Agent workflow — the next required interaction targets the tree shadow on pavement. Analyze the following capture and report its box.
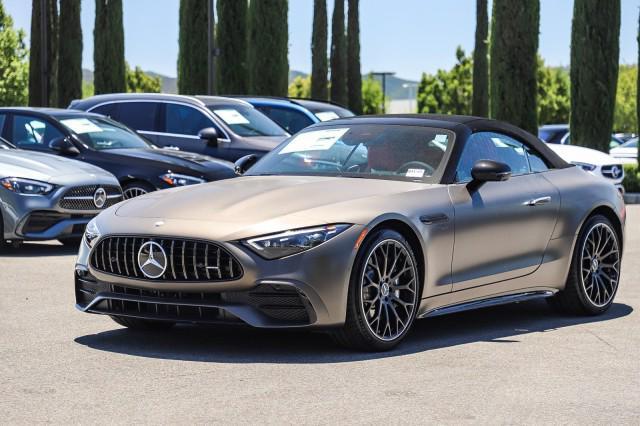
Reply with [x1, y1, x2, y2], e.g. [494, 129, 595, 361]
[74, 299, 633, 363]
[0, 241, 79, 257]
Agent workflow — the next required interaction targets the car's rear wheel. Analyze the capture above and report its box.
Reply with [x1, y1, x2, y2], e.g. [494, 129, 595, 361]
[122, 181, 155, 199]
[110, 315, 175, 331]
[332, 229, 419, 351]
[549, 214, 621, 315]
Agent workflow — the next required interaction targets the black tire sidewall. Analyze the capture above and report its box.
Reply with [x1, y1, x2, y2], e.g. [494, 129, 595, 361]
[347, 228, 420, 350]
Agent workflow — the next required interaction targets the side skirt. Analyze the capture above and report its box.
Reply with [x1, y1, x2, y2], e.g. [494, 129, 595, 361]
[418, 290, 556, 319]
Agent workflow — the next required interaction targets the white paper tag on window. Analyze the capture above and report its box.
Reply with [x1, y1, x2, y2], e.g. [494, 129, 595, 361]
[406, 168, 425, 178]
[434, 134, 448, 143]
[315, 111, 340, 122]
[61, 118, 103, 134]
[280, 128, 349, 154]
[215, 109, 250, 125]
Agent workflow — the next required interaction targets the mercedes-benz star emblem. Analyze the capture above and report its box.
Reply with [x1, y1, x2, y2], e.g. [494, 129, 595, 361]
[611, 166, 621, 179]
[93, 187, 107, 209]
[137, 241, 167, 279]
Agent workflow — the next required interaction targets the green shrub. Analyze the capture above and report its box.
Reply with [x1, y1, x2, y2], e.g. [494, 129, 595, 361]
[623, 164, 640, 193]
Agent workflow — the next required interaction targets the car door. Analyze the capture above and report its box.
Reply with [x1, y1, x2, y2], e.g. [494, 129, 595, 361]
[161, 102, 228, 155]
[448, 131, 560, 290]
[8, 114, 65, 153]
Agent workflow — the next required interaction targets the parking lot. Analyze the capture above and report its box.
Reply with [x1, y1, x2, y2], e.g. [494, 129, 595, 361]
[0, 206, 637, 424]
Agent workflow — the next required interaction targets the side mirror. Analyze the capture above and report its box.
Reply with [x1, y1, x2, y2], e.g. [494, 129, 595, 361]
[49, 137, 80, 156]
[470, 160, 511, 183]
[234, 154, 258, 175]
[198, 127, 218, 147]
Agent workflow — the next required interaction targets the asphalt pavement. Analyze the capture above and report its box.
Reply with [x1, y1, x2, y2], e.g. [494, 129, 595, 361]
[1, 207, 639, 424]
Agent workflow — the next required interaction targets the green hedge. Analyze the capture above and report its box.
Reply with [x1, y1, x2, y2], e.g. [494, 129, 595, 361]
[623, 164, 640, 193]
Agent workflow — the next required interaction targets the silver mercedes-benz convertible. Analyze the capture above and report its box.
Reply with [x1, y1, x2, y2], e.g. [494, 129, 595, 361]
[75, 115, 625, 351]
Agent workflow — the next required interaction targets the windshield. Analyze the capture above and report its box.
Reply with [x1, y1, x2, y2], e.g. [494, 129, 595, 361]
[246, 124, 452, 182]
[621, 138, 637, 148]
[314, 108, 355, 122]
[209, 105, 288, 137]
[60, 117, 152, 150]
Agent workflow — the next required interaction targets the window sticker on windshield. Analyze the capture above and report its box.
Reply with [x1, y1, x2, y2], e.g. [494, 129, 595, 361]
[434, 134, 448, 143]
[280, 128, 349, 154]
[215, 109, 250, 125]
[61, 118, 103, 134]
[406, 168, 425, 178]
[315, 111, 340, 122]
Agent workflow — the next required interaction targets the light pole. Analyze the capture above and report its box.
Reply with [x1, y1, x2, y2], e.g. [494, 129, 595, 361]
[402, 83, 418, 113]
[207, 0, 217, 95]
[371, 71, 395, 114]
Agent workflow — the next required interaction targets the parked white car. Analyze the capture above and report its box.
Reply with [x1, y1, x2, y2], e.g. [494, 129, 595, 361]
[547, 144, 624, 193]
[609, 138, 638, 165]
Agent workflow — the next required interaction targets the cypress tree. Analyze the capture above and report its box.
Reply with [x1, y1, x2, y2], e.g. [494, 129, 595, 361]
[177, 0, 208, 95]
[311, 0, 328, 100]
[472, 0, 488, 117]
[570, 0, 620, 152]
[28, 0, 58, 106]
[346, 0, 362, 113]
[57, 0, 82, 107]
[330, 0, 346, 105]
[94, 0, 125, 94]
[637, 8, 639, 166]
[217, 0, 248, 94]
[490, 0, 539, 134]
[248, 0, 289, 96]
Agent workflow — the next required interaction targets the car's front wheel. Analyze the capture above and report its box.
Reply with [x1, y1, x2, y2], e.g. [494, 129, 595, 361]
[110, 316, 175, 331]
[122, 181, 155, 199]
[332, 229, 420, 351]
[549, 214, 621, 315]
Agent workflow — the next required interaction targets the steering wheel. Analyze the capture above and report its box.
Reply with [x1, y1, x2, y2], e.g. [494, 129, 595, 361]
[396, 161, 435, 176]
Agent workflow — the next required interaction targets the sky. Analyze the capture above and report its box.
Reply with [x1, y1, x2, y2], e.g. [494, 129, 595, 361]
[4, 0, 640, 81]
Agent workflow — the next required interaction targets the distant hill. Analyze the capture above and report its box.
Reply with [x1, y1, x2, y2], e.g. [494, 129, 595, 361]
[82, 69, 417, 100]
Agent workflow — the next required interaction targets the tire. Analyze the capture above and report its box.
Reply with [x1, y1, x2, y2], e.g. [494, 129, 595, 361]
[110, 315, 175, 331]
[332, 229, 420, 351]
[122, 181, 155, 200]
[58, 237, 83, 247]
[549, 214, 621, 315]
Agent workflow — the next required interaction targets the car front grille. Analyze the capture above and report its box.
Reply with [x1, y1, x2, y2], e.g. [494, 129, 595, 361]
[59, 185, 122, 210]
[90, 236, 243, 282]
[601, 164, 624, 180]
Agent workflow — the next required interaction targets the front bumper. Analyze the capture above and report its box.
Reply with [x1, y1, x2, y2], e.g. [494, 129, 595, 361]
[75, 225, 364, 328]
[1, 184, 121, 241]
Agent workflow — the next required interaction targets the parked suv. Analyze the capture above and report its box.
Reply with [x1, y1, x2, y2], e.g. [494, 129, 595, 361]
[234, 96, 355, 134]
[0, 136, 122, 248]
[69, 94, 289, 161]
[0, 108, 235, 199]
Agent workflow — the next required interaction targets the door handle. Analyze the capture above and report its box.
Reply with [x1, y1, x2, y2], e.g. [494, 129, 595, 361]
[523, 196, 551, 206]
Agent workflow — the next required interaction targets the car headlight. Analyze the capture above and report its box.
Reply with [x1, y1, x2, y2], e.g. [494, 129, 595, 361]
[571, 162, 597, 172]
[244, 224, 351, 259]
[0, 177, 54, 195]
[84, 218, 101, 248]
[160, 173, 205, 186]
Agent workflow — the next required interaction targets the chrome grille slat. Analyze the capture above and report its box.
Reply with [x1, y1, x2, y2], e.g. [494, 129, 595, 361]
[90, 236, 243, 282]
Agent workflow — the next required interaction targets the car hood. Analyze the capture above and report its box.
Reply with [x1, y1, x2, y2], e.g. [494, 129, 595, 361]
[0, 149, 117, 184]
[110, 175, 431, 240]
[547, 144, 620, 166]
[106, 148, 234, 172]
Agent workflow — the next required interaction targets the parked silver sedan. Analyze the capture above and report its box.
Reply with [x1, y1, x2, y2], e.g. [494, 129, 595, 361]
[0, 138, 122, 249]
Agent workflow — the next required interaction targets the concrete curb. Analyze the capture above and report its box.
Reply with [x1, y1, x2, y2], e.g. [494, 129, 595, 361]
[624, 193, 640, 204]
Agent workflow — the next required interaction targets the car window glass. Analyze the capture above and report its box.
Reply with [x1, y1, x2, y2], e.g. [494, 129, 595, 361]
[257, 106, 313, 134]
[525, 145, 550, 172]
[60, 117, 152, 150]
[90, 103, 117, 118]
[11, 115, 63, 149]
[112, 102, 158, 131]
[456, 132, 530, 182]
[165, 104, 214, 136]
[0, 114, 6, 134]
[209, 105, 289, 137]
